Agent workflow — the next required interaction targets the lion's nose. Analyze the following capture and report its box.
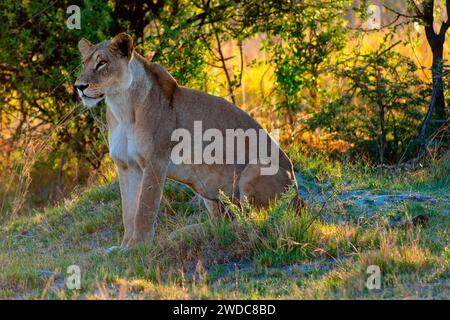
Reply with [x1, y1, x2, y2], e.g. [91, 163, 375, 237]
[75, 83, 89, 92]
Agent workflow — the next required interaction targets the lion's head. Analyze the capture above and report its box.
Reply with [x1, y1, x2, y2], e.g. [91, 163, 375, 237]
[75, 33, 134, 108]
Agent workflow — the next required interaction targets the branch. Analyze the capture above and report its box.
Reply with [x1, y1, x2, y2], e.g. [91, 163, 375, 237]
[350, 6, 417, 32]
[213, 27, 236, 104]
[439, 0, 450, 37]
[185, 1, 236, 27]
[408, 0, 424, 18]
[383, 5, 418, 19]
[376, 40, 402, 57]
[417, 68, 443, 158]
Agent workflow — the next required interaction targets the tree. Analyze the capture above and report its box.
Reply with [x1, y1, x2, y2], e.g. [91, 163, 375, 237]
[0, 0, 113, 192]
[0, 0, 249, 200]
[410, 0, 448, 120]
[384, 0, 448, 120]
[258, 0, 353, 123]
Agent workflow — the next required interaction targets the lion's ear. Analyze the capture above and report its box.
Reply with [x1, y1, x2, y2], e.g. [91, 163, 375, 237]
[108, 33, 133, 60]
[78, 38, 93, 56]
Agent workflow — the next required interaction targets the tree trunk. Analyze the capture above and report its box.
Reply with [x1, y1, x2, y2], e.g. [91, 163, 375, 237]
[418, 76, 438, 158]
[111, 0, 165, 41]
[431, 47, 447, 120]
[423, 0, 447, 120]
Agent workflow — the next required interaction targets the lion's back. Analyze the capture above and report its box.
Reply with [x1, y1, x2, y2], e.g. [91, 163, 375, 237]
[173, 86, 262, 132]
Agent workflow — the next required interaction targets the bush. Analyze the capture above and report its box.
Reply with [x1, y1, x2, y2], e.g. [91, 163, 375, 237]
[308, 41, 427, 164]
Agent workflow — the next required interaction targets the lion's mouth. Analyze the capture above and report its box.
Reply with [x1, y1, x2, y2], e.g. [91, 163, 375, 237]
[82, 93, 104, 99]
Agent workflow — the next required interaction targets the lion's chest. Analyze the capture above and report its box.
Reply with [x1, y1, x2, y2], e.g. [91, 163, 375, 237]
[109, 124, 142, 169]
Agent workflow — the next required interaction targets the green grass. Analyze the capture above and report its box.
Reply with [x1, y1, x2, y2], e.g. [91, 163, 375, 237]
[289, 149, 450, 194]
[0, 153, 448, 299]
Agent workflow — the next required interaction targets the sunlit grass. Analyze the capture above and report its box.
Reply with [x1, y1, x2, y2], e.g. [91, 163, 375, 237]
[0, 150, 448, 299]
[0, 156, 448, 299]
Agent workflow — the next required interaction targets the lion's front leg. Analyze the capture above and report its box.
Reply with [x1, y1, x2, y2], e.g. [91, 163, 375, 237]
[125, 159, 168, 248]
[119, 165, 142, 247]
[106, 164, 143, 254]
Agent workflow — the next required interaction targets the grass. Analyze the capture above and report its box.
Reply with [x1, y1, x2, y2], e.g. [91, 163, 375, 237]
[0, 152, 448, 299]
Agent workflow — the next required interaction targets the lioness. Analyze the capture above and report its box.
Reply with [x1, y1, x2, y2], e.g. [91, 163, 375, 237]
[75, 33, 303, 251]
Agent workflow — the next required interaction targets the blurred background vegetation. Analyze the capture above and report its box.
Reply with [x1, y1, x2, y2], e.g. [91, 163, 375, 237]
[0, 0, 448, 216]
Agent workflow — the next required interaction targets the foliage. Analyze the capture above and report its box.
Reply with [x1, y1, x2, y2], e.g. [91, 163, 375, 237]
[0, 0, 448, 300]
[308, 38, 428, 163]
[262, 0, 351, 115]
[0, 0, 446, 206]
[0, 0, 112, 200]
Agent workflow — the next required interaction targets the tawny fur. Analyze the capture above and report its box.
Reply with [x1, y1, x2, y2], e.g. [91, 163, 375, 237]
[75, 33, 303, 250]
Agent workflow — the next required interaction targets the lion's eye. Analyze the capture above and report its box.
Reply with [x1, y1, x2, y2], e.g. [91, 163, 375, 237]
[95, 60, 107, 70]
